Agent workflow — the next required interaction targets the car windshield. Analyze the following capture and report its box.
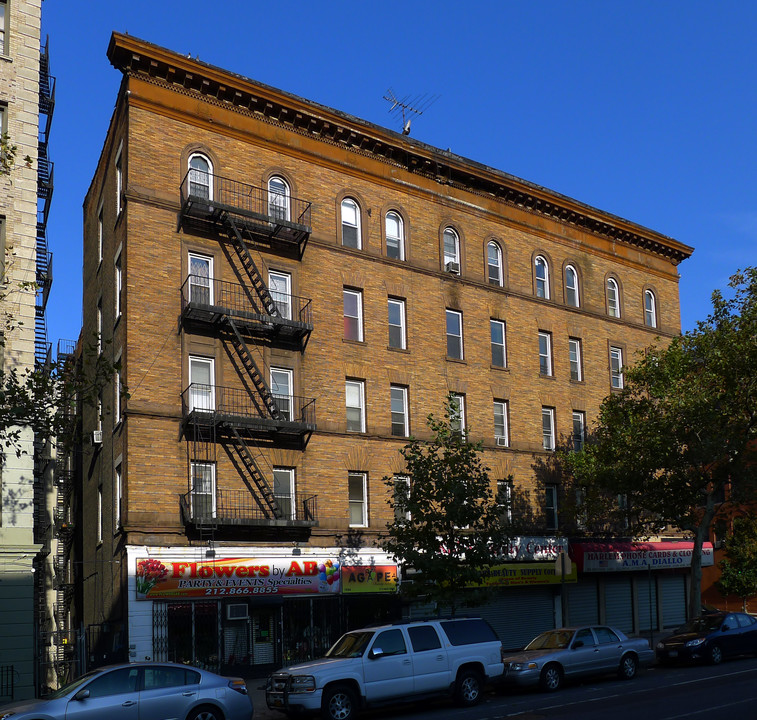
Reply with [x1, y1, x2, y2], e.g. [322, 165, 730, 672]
[525, 630, 574, 651]
[676, 615, 724, 634]
[44, 670, 101, 699]
[326, 631, 375, 658]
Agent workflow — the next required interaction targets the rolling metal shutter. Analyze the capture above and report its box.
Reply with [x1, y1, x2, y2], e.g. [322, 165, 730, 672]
[659, 574, 687, 629]
[636, 574, 659, 631]
[567, 579, 599, 626]
[604, 576, 633, 633]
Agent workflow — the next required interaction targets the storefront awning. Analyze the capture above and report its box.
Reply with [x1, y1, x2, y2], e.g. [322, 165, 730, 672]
[570, 540, 714, 573]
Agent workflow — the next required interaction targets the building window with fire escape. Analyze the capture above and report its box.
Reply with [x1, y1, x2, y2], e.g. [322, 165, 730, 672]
[268, 176, 290, 222]
[191, 461, 216, 519]
[270, 367, 293, 421]
[188, 253, 213, 305]
[189, 356, 215, 412]
[188, 153, 212, 200]
[273, 467, 295, 520]
[269, 271, 292, 320]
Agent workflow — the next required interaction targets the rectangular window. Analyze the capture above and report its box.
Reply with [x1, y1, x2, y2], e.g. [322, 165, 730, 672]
[345, 379, 365, 432]
[446, 309, 463, 360]
[497, 479, 513, 523]
[572, 411, 586, 452]
[490, 319, 506, 367]
[545, 485, 558, 530]
[114, 251, 123, 319]
[97, 199, 104, 265]
[270, 367, 293, 421]
[348, 472, 367, 527]
[97, 390, 103, 433]
[344, 288, 363, 341]
[189, 356, 215, 412]
[269, 271, 292, 320]
[610, 346, 624, 389]
[114, 462, 123, 529]
[393, 475, 410, 521]
[450, 393, 466, 439]
[542, 406, 555, 451]
[189, 253, 213, 306]
[0, 2, 6, 55]
[115, 142, 123, 216]
[388, 298, 406, 349]
[96, 298, 102, 355]
[494, 400, 509, 446]
[390, 385, 409, 437]
[568, 337, 582, 382]
[114, 365, 122, 426]
[538, 331, 552, 376]
[97, 485, 103, 544]
[191, 461, 216, 519]
[273, 467, 295, 520]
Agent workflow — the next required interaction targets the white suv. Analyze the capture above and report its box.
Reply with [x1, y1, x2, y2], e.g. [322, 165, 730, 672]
[266, 617, 504, 720]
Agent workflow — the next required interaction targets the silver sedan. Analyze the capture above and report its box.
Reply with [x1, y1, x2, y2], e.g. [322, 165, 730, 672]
[501, 626, 655, 692]
[0, 662, 253, 720]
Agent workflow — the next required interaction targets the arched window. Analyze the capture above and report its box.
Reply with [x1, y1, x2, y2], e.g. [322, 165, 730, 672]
[341, 197, 361, 249]
[534, 255, 549, 299]
[644, 289, 657, 328]
[607, 277, 620, 318]
[565, 265, 579, 307]
[268, 176, 290, 221]
[443, 227, 460, 268]
[188, 153, 212, 200]
[487, 241, 503, 286]
[385, 211, 404, 260]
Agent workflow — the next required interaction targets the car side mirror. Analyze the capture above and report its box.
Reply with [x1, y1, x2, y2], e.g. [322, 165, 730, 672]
[369, 647, 384, 659]
[572, 640, 584, 649]
[74, 689, 91, 701]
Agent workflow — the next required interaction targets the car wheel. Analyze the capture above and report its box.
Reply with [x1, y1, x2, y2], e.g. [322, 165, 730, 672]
[455, 669, 484, 707]
[322, 684, 357, 720]
[539, 663, 563, 692]
[708, 644, 723, 665]
[618, 653, 638, 680]
[187, 706, 223, 720]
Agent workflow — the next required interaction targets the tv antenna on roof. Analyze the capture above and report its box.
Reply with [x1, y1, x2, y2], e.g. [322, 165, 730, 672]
[383, 89, 440, 136]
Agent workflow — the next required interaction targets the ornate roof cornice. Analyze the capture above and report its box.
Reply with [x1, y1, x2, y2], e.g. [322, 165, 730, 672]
[108, 32, 693, 265]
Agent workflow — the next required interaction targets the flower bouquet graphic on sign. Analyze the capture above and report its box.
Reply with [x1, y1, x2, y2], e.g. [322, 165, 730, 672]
[136, 558, 168, 597]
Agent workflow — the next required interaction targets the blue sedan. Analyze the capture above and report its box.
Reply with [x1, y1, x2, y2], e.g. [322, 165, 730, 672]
[0, 663, 253, 720]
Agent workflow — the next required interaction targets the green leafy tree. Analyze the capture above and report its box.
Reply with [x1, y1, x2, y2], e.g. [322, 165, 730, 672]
[563, 268, 757, 619]
[1, 131, 32, 176]
[381, 397, 513, 615]
[716, 516, 757, 612]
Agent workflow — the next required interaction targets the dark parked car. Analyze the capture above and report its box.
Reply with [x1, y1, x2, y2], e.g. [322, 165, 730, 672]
[0, 662, 252, 720]
[501, 626, 654, 692]
[656, 611, 757, 665]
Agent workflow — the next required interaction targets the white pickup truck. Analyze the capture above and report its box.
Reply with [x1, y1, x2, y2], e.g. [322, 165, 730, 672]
[266, 617, 504, 720]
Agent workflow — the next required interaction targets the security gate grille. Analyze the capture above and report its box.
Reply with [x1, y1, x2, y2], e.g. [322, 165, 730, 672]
[154, 601, 221, 670]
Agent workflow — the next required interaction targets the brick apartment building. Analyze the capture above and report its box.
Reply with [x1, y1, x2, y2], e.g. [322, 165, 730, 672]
[76, 32, 695, 672]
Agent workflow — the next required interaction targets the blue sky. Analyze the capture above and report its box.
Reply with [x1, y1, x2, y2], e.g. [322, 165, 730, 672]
[42, 1, 757, 346]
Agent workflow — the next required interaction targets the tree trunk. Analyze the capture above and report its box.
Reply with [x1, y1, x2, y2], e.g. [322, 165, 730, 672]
[688, 502, 716, 619]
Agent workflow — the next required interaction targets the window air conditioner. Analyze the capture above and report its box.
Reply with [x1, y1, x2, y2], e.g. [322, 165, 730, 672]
[227, 603, 249, 620]
[496, 436, 508, 447]
[92, 430, 103, 445]
[445, 261, 460, 275]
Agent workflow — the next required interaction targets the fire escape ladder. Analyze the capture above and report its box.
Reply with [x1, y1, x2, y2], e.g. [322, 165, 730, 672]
[222, 213, 280, 317]
[227, 426, 282, 519]
[222, 316, 281, 421]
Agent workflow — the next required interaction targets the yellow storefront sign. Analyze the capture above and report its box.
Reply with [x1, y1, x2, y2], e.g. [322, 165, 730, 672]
[480, 562, 577, 587]
[342, 565, 399, 593]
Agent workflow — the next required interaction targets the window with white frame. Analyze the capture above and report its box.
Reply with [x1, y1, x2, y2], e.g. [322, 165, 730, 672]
[443, 227, 460, 267]
[390, 385, 409, 437]
[607, 277, 621, 318]
[341, 197, 361, 249]
[490, 319, 506, 368]
[115, 143, 124, 215]
[96, 298, 102, 355]
[273, 467, 295, 520]
[385, 211, 404, 260]
[268, 176, 290, 221]
[565, 264, 579, 307]
[497, 478, 513, 523]
[188, 153, 212, 200]
[114, 363, 122, 426]
[450, 393, 466, 439]
[270, 367, 293, 421]
[0, 1, 7, 55]
[114, 462, 123, 529]
[189, 356, 215, 412]
[545, 485, 558, 529]
[388, 297, 406, 349]
[487, 241, 503, 286]
[610, 346, 624, 389]
[572, 410, 586, 451]
[542, 406, 556, 451]
[568, 337, 582, 382]
[345, 379, 365, 432]
[269, 270, 292, 320]
[393, 475, 411, 521]
[494, 400, 509, 446]
[97, 198, 104, 265]
[191, 461, 216, 519]
[644, 289, 657, 328]
[343, 288, 363, 341]
[538, 331, 553, 376]
[97, 484, 103, 544]
[188, 252, 213, 305]
[446, 309, 463, 360]
[348, 472, 367, 527]
[114, 250, 123, 320]
[97, 389, 103, 432]
[534, 255, 550, 299]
